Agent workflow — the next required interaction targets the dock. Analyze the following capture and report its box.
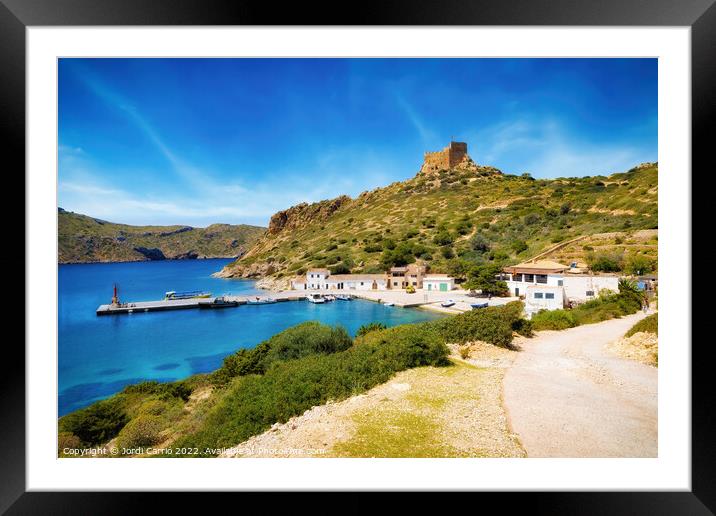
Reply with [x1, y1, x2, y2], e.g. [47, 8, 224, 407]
[96, 288, 518, 316]
[96, 294, 306, 316]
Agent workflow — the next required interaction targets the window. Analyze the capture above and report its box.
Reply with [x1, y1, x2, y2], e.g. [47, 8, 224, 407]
[545, 293, 555, 299]
[512, 273, 523, 282]
[536, 274, 548, 284]
[557, 279, 563, 286]
[534, 292, 544, 299]
[524, 274, 535, 283]
[586, 290, 595, 297]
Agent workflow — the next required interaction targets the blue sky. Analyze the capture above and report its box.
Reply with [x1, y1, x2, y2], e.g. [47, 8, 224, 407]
[58, 58, 657, 227]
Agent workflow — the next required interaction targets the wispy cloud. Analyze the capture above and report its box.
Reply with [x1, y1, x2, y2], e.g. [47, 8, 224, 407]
[470, 118, 655, 178]
[395, 93, 435, 145]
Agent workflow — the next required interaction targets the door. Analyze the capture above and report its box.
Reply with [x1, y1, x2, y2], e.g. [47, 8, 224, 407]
[515, 287, 519, 296]
[439, 283, 448, 292]
[427, 284, 432, 291]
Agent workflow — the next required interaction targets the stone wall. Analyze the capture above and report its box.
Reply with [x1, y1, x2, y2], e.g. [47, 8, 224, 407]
[420, 141, 469, 173]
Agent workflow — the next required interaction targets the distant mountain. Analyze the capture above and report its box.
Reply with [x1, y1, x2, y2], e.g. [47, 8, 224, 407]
[216, 142, 657, 288]
[58, 209, 266, 264]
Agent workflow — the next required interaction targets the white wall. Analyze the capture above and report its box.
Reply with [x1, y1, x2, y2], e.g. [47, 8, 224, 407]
[524, 287, 565, 315]
[562, 275, 619, 301]
[424, 279, 454, 291]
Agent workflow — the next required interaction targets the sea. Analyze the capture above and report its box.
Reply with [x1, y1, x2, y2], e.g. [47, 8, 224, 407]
[58, 259, 442, 416]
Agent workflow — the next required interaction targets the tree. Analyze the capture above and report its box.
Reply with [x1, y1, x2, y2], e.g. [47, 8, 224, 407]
[433, 231, 454, 246]
[462, 263, 509, 296]
[468, 233, 490, 253]
[624, 254, 655, 276]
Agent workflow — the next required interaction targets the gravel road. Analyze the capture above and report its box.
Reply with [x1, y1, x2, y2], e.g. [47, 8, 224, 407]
[503, 312, 657, 457]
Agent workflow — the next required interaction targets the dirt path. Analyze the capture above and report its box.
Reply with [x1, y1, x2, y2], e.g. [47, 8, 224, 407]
[503, 312, 657, 457]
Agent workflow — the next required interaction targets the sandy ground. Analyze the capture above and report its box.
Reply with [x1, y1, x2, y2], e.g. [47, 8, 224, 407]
[247, 287, 518, 312]
[606, 331, 658, 367]
[503, 312, 657, 457]
[221, 344, 524, 458]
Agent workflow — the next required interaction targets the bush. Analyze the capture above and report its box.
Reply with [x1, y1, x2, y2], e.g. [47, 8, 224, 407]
[115, 414, 165, 450]
[469, 233, 490, 253]
[587, 251, 624, 272]
[58, 432, 81, 455]
[624, 254, 656, 276]
[58, 397, 129, 446]
[122, 380, 192, 402]
[531, 309, 578, 330]
[625, 313, 658, 337]
[329, 263, 351, 275]
[433, 231, 454, 246]
[173, 325, 449, 455]
[356, 322, 388, 337]
[426, 301, 525, 348]
[213, 322, 353, 383]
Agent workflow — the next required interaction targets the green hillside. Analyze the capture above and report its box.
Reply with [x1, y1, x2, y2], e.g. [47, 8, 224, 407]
[217, 162, 657, 284]
[58, 209, 265, 264]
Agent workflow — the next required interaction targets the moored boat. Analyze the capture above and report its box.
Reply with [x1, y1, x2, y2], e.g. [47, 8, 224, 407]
[246, 296, 277, 305]
[199, 296, 239, 309]
[306, 293, 325, 304]
[383, 301, 395, 306]
[470, 302, 489, 310]
[165, 290, 212, 300]
[323, 295, 336, 302]
[441, 299, 456, 307]
[335, 294, 352, 301]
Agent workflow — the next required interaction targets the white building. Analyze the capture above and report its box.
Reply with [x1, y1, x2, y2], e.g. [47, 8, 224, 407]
[503, 260, 620, 304]
[423, 274, 455, 292]
[292, 268, 449, 292]
[524, 285, 567, 316]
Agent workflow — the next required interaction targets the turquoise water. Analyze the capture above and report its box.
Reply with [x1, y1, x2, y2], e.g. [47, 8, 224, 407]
[58, 259, 441, 416]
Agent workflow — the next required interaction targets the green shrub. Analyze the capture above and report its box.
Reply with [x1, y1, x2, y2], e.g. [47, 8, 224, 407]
[426, 301, 525, 347]
[587, 251, 624, 272]
[356, 322, 388, 337]
[58, 397, 129, 446]
[531, 309, 578, 330]
[115, 414, 165, 450]
[625, 313, 658, 337]
[173, 325, 449, 455]
[624, 254, 656, 276]
[122, 380, 193, 402]
[213, 322, 352, 383]
[58, 432, 81, 455]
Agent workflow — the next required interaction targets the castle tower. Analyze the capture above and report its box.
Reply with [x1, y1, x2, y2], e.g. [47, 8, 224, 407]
[419, 141, 470, 174]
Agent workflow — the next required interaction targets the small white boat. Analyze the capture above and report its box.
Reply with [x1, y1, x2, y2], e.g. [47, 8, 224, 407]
[246, 297, 277, 305]
[306, 294, 326, 304]
[336, 294, 352, 301]
[383, 301, 395, 306]
[323, 295, 336, 302]
[441, 299, 456, 308]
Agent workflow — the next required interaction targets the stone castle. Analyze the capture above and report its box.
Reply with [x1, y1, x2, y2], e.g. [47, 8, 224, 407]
[419, 141, 470, 174]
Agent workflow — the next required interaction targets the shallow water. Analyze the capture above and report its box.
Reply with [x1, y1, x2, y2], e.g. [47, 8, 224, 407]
[58, 259, 441, 416]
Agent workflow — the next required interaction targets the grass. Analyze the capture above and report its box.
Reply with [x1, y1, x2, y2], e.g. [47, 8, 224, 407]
[333, 410, 454, 458]
[625, 313, 658, 337]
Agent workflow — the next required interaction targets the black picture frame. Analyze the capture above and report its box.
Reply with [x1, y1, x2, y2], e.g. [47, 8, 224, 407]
[3, 0, 709, 511]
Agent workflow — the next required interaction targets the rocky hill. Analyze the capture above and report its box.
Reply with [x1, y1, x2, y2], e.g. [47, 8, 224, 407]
[58, 209, 265, 264]
[216, 143, 658, 288]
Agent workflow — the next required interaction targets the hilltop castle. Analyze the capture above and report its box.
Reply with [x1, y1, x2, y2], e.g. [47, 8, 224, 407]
[419, 141, 470, 174]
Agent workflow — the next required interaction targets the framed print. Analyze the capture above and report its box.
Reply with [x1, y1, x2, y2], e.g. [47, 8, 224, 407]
[3, 0, 712, 511]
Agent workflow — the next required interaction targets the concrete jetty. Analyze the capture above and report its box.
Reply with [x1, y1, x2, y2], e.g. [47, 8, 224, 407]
[96, 289, 517, 316]
[96, 293, 306, 316]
